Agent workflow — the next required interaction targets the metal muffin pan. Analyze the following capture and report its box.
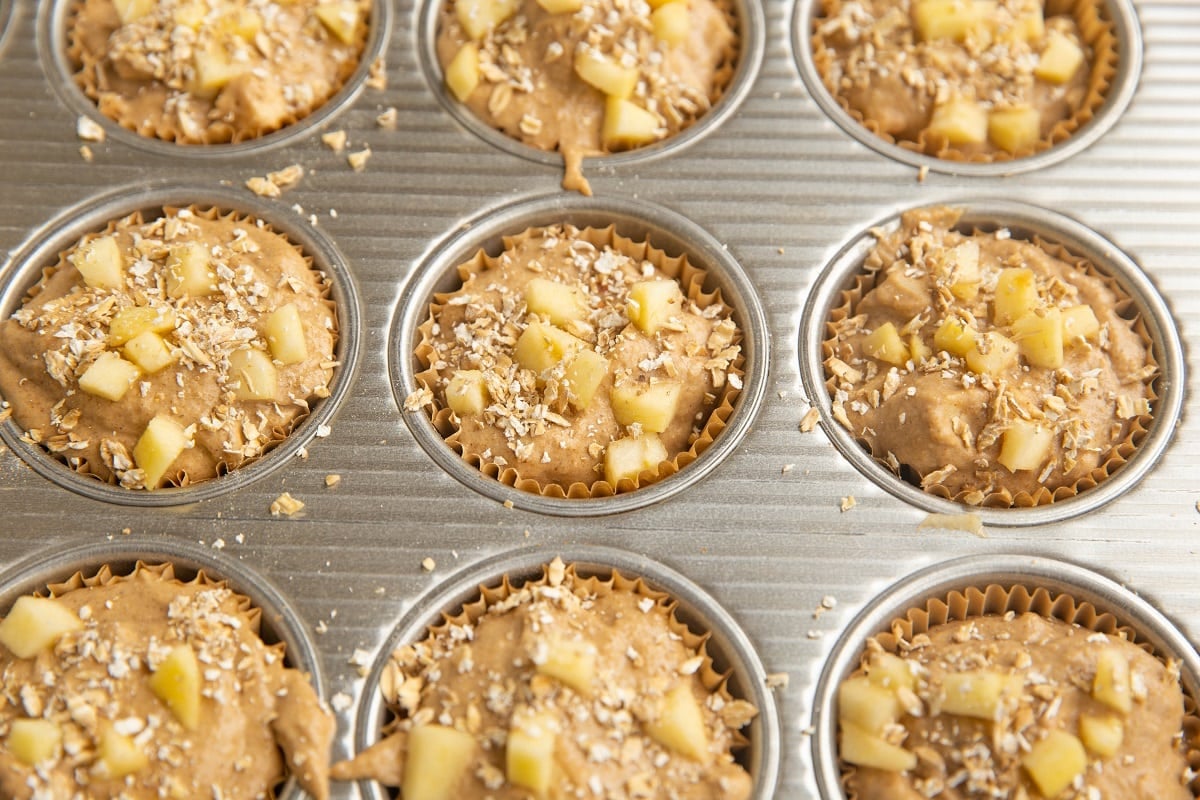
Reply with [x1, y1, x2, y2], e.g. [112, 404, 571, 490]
[0, 0, 1197, 797]
[346, 544, 781, 799]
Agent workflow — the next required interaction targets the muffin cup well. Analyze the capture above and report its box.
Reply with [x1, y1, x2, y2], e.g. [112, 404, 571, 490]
[810, 554, 1200, 800]
[0, 182, 362, 507]
[342, 544, 780, 799]
[390, 193, 768, 516]
[798, 199, 1183, 527]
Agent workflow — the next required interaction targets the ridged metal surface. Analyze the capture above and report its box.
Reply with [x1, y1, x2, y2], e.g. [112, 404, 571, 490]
[0, 0, 1197, 797]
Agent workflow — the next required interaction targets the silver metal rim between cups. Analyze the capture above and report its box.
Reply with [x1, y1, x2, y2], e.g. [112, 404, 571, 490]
[36, 0, 394, 158]
[791, 0, 1144, 176]
[798, 197, 1185, 527]
[416, 0, 766, 173]
[342, 543, 782, 800]
[0, 535, 327, 800]
[0, 182, 364, 507]
[389, 192, 771, 517]
[809, 553, 1200, 799]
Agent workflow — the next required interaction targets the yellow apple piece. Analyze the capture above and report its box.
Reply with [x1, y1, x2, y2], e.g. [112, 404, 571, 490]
[652, 1, 690, 44]
[939, 670, 1021, 720]
[455, 0, 519, 40]
[1010, 10, 1045, 43]
[537, 0, 582, 12]
[574, 48, 638, 98]
[506, 713, 556, 794]
[514, 319, 585, 374]
[445, 369, 489, 417]
[72, 235, 125, 290]
[525, 278, 588, 327]
[943, 240, 981, 300]
[627, 279, 683, 336]
[611, 382, 681, 433]
[1061, 304, 1100, 343]
[7, 719, 62, 766]
[908, 334, 931, 363]
[927, 98, 988, 145]
[124, 331, 175, 374]
[563, 349, 609, 411]
[867, 652, 916, 692]
[863, 322, 911, 366]
[149, 643, 201, 730]
[603, 96, 661, 149]
[838, 675, 901, 734]
[1023, 729, 1087, 798]
[1010, 307, 1063, 369]
[603, 434, 668, 484]
[1035, 30, 1085, 84]
[218, 7, 263, 41]
[933, 317, 976, 357]
[403, 725, 476, 800]
[1079, 713, 1123, 757]
[0, 596, 84, 658]
[1092, 648, 1132, 713]
[536, 637, 595, 695]
[646, 683, 709, 763]
[445, 42, 480, 103]
[191, 45, 243, 99]
[166, 242, 217, 298]
[964, 331, 1019, 375]
[174, 1, 207, 29]
[911, 0, 995, 41]
[993, 267, 1039, 326]
[997, 417, 1054, 472]
[133, 415, 188, 489]
[98, 727, 149, 779]
[840, 721, 917, 772]
[228, 349, 278, 401]
[314, 1, 361, 44]
[264, 303, 308, 365]
[989, 106, 1041, 153]
[109, 305, 176, 346]
[113, 0, 155, 24]
[78, 352, 141, 402]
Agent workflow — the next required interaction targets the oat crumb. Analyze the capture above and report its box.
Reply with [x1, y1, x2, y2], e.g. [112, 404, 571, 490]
[376, 107, 398, 129]
[366, 56, 387, 90]
[315, 620, 328, 634]
[348, 147, 372, 172]
[120, 527, 131, 536]
[421, 557, 436, 572]
[781, 464, 795, 474]
[918, 512, 986, 538]
[503, 499, 514, 509]
[212, 538, 225, 550]
[324, 474, 342, 488]
[807, 629, 823, 640]
[840, 495, 856, 512]
[800, 407, 821, 433]
[322, 130, 348, 152]
[79, 145, 94, 162]
[76, 116, 105, 142]
[270, 491, 306, 517]
[330, 692, 353, 713]
[918, 164, 929, 183]
[245, 176, 280, 198]
[765, 672, 790, 690]
[267, 164, 305, 189]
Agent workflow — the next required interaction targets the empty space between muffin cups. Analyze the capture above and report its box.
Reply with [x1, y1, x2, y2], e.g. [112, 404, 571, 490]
[810, 554, 1200, 800]
[798, 199, 1183, 527]
[37, 0, 392, 156]
[417, 0, 764, 195]
[332, 544, 781, 800]
[389, 193, 769, 516]
[792, 0, 1142, 175]
[0, 183, 362, 507]
[0, 536, 330, 800]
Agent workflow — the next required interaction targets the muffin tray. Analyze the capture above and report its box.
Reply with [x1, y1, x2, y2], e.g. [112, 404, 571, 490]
[0, 0, 1198, 797]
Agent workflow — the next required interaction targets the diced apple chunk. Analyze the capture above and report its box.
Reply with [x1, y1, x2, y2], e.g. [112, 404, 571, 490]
[72, 235, 125, 290]
[149, 644, 201, 730]
[603, 96, 661, 149]
[98, 727, 149, 779]
[536, 637, 595, 695]
[1061, 305, 1100, 343]
[939, 670, 1021, 720]
[113, 0, 155, 24]
[455, 0, 519, 40]
[109, 305, 176, 346]
[7, 719, 62, 766]
[506, 713, 556, 794]
[526, 278, 588, 327]
[867, 652, 916, 692]
[646, 684, 709, 763]
[264, 303, 308, 365]
[863, 322, 910, 366]
[1035, 30, 1085, 84]
[964, 331, 1019, 375]
[445, 43, 480, 103]
[603, 434, 668, 485]
[218, 8, 263, 41]
[611, 382, 681, 433]
[1012, 10, 1045, 43]
[933, 317, 976, 357]
[652, 1, 690, 44]
[627, 280, 683, 335]
[1023, 729, 1087, 799]
[1079, 713, 1123, 757]
[838, 675, 901, 734]
[927, 98, 988, 146]
[133, 415, 188, 489]
[445, 370, 489, 417]
[314, 2, 361, 44]
[537, 0, 582, 12]
[124, 331, 175, 374]
[563, 350, 609, 411]
[514, 319, 585, 375]
[911, 0, 995, 42]
[1092, 648, 1132, 713]
[403, 725, 476, 800]
[0, 596, 84, 659]
[942, 240, 981, 300]
[166, 242, 217, 298]
[575, 49, 638, 99]
[228, 349, 278, 401]
[1010, 307, 1063, 369]
[993, 267, 1039, 326]
[989, 106, 1041, 153]
[909, 334, 931, 363]
[174, 1, 207, 29]
[840, 721, 917, 772]
[997, 417, 1054, 473]
[79, 352, 141, 402]
[191, 45, 243, 99]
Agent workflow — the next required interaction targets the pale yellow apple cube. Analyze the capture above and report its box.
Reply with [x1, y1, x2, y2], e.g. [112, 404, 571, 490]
[933, 317, 976, 357]
[611, 381, 681, 433]
[603, 434, 668, 484]
[863, 322, 910, 366]
[98, 727, 149, 779]
[191, 46, 242, 99]
[1013, 10, 1045, 42]
[314, 2, 361, 44]
[174, 2, 207, 29]
[113, 0, 155, 24]
[912, 0, 995, 42]
[455, 0, 519, 40]
[945, 240, 981, 300]
[0, 596, 84, 659]
[536, 637, 595, 695]
[264, 303, 308, 365]
[563, 349, 609, 411]
[964, 331, 1019, 375]
[124, 331, 175, 375]
[7, 719, 62, 766]
[536, 0, 582, 13]
[133, 415, 188, 489]
[992, 267, 1039, 326]
[908, 334, 932, 363]
[446, 370, 489, 417]
[1035, 30, 1085, 84]
[445, 43, 480, 103]
[646, 684, 710, 763]
[79, 352, 141, 402]
[1092, 648, 1132, 713]
[840, 721, 917, 772]
[997, 417, 1054, 472]
[514, 319, 585, 374]
[1061, 304, 1100, 343]
[403, 725, 476, 800]
[219, 8, 264, 41]
[526, 277, 588, 327]
[506, 713, 556, 794]
[867, 652, 916, 692]
[109, 305, 176, 346]
[1079, 713, 1123, 757]
[927, 98, 987, 146]
[1010, 307, 1063, 369]
[652, 1, 689, 44]
[1023, 730, 1087, 799]
[838, 675, 901, 734]
[989, 106, 1041, 153]
[627, 279, 683, 335]
[72, 235, 125, 290]
[939, 670, 1021, 720]
[603, 97, 661, 149]
[228, 349, 278, 401]
[166, 242, 217, 298]
[149, 644, 201, 730]
[575, 49, 638, 99]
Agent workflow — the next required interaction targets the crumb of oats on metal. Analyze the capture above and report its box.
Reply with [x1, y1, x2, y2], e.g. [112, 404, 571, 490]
[840, 495, 856, 512]
[782, 464, 795, 474]
[322, 130, 348, 152]
[324, 474, 341, 488]
[918, 512, 986, 538]
[765, 672, 790, 690]
[120, 527, 131, 535]
[807, 629, 823, 640]
[79, 145, 94, 162]
[76, 115, 105, 142]
[503, 499, 514, 509]
[376, 107, 398, 129]
[268, 164, 305, 189]
[330, 692, 353, 713]
[421, 557, 436, 572]
[347, 147, 371, 172]
[777, 247, 785, 255]
[315, 620, 328, 634]
[366, 57, 387, 90]
[800, 407, 821, 433]
[403, 387, 433, 412]
[270, 491, 306, 517]
[918, 164, 929, 183]
[246, 176, 281, 198]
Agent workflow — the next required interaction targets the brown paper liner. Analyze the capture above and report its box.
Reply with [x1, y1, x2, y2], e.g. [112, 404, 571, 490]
[8, 205, 338, 489]
[839, 583, 1200, 798]
[822, 212, 1157, 508]
[66, 0, 370, 145]
[414, 224, 744, 499]
[811, 0, 1119, 163]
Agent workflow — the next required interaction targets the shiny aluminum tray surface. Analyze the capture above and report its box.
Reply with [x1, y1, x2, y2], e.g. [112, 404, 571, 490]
[0, 0, 1198, 797]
